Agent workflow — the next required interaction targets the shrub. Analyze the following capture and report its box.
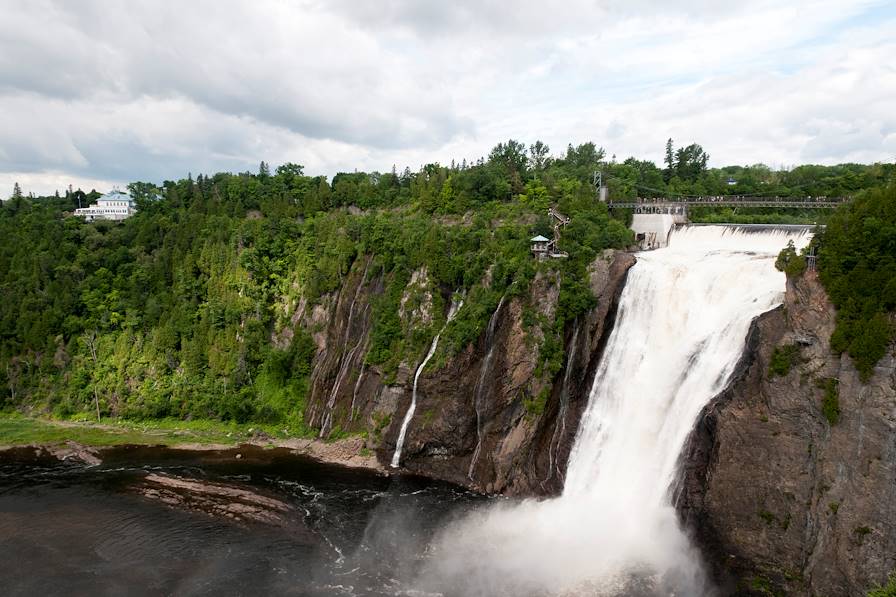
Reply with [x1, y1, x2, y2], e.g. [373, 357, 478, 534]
[768, 344, 801, 378]
[775, 240, 807, 277]
[868, 573, 896, 597]
[819, 378, 840, 425]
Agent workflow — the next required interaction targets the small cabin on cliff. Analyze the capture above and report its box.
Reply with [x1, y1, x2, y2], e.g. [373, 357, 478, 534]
[531, 235, 550, 258]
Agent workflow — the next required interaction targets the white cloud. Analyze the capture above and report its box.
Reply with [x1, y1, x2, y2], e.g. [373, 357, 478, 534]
[0, 0, 894, 196]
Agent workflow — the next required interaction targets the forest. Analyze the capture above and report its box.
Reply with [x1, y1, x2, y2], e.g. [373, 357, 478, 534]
[1, 139, 893, 428]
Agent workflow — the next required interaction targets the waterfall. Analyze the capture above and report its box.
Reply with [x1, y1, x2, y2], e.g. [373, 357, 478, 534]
[542, 321, 580, 487]
[390, 294, 464, 469]
[424, 225, 811, 595]
[348, 342, 368, 422]
[468, 295, 505, 480]
[320, 260, 370, 437]
[319, 332, 365, 437]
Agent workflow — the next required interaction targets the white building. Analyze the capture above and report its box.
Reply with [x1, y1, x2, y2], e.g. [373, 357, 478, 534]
[74, 190, 137, 221]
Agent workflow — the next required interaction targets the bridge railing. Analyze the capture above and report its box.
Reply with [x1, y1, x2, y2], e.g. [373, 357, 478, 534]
[608, 196, 848, 209]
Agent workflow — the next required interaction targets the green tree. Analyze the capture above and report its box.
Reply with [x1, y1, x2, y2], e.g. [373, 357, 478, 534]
[817, 184, 896, 380]
[663, 138, 675, 183]
[674, 143, 709, 182]
[529, 141, 550, 173]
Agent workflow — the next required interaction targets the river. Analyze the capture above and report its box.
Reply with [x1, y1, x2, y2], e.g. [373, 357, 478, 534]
[1, 226, 809, 596]
[0, 445, 480, 596]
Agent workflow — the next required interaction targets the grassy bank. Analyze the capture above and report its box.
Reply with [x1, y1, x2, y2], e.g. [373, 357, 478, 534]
[0, 413, 317, 448]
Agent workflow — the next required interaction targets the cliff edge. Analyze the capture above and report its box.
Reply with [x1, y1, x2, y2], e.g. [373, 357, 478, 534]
[283, 250, 636, 496]
[678, 271, 896, 596]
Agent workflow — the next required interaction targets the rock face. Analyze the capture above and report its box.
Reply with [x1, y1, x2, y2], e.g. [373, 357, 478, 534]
[677, 271, 896, 596]
[137, 473, 296, 526]
[287, 250, 635, 495]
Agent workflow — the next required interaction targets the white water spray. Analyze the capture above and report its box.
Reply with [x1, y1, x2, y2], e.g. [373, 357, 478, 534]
[425, 225, 810, 595]
[391, 294, 464, 468]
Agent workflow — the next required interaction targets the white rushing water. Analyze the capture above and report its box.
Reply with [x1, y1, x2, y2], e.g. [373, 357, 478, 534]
[391, 295, 464, 468]
[424, 225, 811, 595]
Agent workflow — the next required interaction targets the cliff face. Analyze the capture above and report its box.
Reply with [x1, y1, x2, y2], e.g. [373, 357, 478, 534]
[285, 250, 635, 496]
[678, 271, 896, 596]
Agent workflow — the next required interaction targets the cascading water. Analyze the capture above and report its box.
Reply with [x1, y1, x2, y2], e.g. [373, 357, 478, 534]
[423, 225, 811, 596]
[320, 333, 366, 436]
[320, 260, 370, 436]
[348, 342, 368, 422]
[391, 294, 464, 469]
[542, 321, 580, 487]
[468, 295, 505, 480]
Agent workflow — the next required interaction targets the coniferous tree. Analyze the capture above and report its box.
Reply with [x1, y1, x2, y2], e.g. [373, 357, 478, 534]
[529, 141, 550, 173]
[663, 139, 675, 182]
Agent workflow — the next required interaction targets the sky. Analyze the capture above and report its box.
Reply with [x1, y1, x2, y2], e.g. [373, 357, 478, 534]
[1, 0, 895, 197]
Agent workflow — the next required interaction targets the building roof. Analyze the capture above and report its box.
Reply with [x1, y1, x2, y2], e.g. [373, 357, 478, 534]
[98, 190, 133, 202]
[531, 235, 550, 242]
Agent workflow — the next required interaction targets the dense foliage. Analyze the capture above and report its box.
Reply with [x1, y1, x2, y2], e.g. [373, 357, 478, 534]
[816, 184, 896, 381]
[0, 141, 631, 424]
[775, 241, 809, 278]
[2, 139, 892, 425]
[607, 146, 894, 200]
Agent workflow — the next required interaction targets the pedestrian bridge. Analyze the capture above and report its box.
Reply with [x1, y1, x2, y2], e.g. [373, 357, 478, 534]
[609, 196, 847, 213]
[613, 196, 844, 250]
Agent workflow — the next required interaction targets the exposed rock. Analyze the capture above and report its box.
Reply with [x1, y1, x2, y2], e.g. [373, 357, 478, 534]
[248, 428, 272, 442]
[282, 436, 382, 471]
[288, 249, 635, 495]
[135, 473, 295, 526]
[45, 441, 102, 466]
[678, 271, 896, 596]
[399, 266, 435, 328]
[380, 250, 635, 495]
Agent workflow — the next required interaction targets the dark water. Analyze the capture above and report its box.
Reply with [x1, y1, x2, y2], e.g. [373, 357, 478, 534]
[0, 446, 482, 596]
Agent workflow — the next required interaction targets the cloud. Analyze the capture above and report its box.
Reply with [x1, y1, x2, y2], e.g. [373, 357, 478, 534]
[1, 0, 894, 196]
[2, 1, 471, 147]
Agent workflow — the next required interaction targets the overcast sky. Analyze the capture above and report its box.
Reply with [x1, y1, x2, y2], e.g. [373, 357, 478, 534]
[2, 0, 895, 196]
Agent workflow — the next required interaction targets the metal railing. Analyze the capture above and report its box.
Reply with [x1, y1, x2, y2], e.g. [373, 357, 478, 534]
[608, 196, 848, 209]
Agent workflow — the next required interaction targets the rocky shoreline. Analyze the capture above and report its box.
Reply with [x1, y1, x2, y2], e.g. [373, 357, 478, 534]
[0, 432, 384, 473]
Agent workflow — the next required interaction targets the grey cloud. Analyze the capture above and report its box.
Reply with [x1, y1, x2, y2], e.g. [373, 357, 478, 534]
[2, 0, 472, 149]
[318, 0, 767, 40]
[0, 0, 893, 194]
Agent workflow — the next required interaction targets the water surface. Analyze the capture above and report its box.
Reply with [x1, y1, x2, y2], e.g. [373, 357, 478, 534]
[0, 446, 480, 596]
